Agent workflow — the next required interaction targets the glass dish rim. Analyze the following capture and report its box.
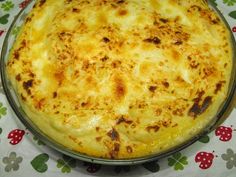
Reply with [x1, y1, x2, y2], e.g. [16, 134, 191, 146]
[1, 0, 236, 166]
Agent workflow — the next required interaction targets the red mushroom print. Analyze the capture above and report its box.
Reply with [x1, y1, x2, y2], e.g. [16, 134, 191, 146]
[233, 26, 236, 33]
[19, 0, 31, 9]
[83, 162, 101, 173]
[8, 129, 25, 145]
[0, 30, 4, 37]
[87, 164, 101, 173]
[215, 126, 234, 142]
[195, 151, 215, 169]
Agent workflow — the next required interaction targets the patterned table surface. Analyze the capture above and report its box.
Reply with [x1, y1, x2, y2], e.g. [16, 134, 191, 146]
[0, 0, 236, 177]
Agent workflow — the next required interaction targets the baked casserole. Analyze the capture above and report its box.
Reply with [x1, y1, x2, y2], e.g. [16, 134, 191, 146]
[6, 0, 233, 159]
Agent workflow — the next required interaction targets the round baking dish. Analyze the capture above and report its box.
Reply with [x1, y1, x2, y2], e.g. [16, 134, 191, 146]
[1, 0, 236, 165]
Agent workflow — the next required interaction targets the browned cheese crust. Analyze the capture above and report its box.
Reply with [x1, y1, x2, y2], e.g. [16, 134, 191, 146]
[7, 0, 233, 159]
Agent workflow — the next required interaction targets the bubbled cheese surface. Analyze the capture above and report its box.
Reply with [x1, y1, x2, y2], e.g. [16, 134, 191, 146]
[7, 0, 233, 159]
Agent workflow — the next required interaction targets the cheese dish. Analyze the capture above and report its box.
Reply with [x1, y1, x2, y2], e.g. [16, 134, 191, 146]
[6, 0, 233, 159]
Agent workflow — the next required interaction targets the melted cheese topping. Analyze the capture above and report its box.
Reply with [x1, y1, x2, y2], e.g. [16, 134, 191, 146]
[7, 0, 233, 159]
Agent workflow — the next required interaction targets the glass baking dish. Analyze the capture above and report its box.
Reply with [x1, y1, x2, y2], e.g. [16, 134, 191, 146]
[1, 0, 236, 165]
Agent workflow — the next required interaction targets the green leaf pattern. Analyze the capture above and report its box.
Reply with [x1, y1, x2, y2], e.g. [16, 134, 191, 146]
[56, 155, 76, 173]
[0, 14, 10, 25]
[229, 11, 236, 19]
[1, 1, 14, 11]
[209, 0, 218, 6]
[168, 152, 188, 171]
[198, 135, 210, 143]
[33, 136, 46, 146]
[30, 153, 49, 173]
[223, 0, 236, 6]
[142, 161, 160, 172]
[0, 102, 7, 119]
[12, 26, 20, 36]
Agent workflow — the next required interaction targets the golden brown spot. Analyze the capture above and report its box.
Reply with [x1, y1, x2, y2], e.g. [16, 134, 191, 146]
[117, 9, 128, 16]
[85, 75, 97, 89]
[174, 40, 183, 45]
[159, 61, 164, 66]
[146, 125, 160, 132]
[68, 135, 77, 142]
[15, 74, 21, 81]
[189, 60, 199, 69]
[203, 67, 215, 78]
[96, 137, 102, 142]
[13, 50, 20, 60]
[211, 19, 219, 24]
[39, 0, 46, 7]
[162, 81, 169, 88]
[172, 108, 184, 116]
[103, 37, 110, 43]
[160, 18, 168, 23]
[149, 86, 157, 92]
[117, 0, 125, 4]
[107, 128, 120, 141]
[54, 71, 64, 85]
[65, 0, 72, 3]
[53, 92, 57, 98]
[82, 60, 89, 70]
[193, 91, 205, 103]
[25, 16, 32, 23]
[188, 5, 202, 12]
[172, 123, 178, 127]
[96, 127, 100, 132]
[214, 81, 226, 94]
[86, 76, 93, 84]
[72, 8, 80, 13]
[109, 143, 120, 159]
[162, 119, 172, 127]
[69, 136, 82, 146]
[174, 16, 181, 22]
[28, 72, 35, 78]
[116, 116, 133, 125]
[175, 76, 186, 83]
[23, 79, 33, 95]
[130, 123, 136, 129]
[143, 37, 161, 45]
[201, 96, 212, 111]
[35, 98, 46, 110]
[58, 31, 73, 42]
[113, 76, 126, 100]
[137, 101, 147, 109]
[155, 108, 162, 116]
[20, 40, 27, 48]
[171, 49, 180, 61]
[188, 96, 212, 118]
[101, 56, 109, 62]
[81, 102, 88, 107]
[111, 60, 122, 68]
[21, 94, 26, 101]
[126, 146, 133, 153]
